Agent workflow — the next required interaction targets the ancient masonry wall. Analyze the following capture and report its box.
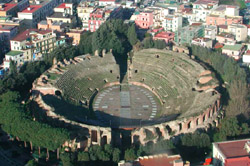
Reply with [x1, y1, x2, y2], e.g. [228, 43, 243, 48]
[131, 98, 221, 145]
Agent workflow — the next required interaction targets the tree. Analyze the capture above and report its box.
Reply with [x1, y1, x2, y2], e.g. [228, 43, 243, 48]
[181, 132, 210, 148]
[219, 117, 240, 137]
[78, 151, 90, 162]
[60, 152, 74, 166]
[112, 148, 121, 163]
[127, 24, 138, 46]
[154, 40, 166, 49]
[124, 148, 137, 161]
[227, 80, 249, 117]
[142, 37, 154, 48]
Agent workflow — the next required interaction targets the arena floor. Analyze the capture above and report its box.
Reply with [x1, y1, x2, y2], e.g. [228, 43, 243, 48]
[93, 85, 161, 128]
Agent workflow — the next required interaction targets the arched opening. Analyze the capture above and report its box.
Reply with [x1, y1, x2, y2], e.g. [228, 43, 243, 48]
[196, 118, 199, 126]
[110, 70, 113, 73]
[203, 115, 206, 122]
[55, 90, 61, 96]
[179, 123, 182, 131]
[166, 125, 172, 134]
[133, 135, 140, 145]
[135, 70, 138, 73]
[91, 130, 98, 143]
[187, 121, 191, 129]
[155, 127, 162, 139]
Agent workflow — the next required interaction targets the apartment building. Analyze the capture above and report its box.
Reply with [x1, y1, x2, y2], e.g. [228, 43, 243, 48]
[134, 11, 153, 29]
[174, 24, 204, 45]
[228, 24, 247, 42]
[192, 0, 218, 22]
[66, 29, 84, 45]
[204, 25, 217, 40]
[9, 29, 65, 61]
[0, 25, 18, 56]
[206, 5, 242, 26]
[216, 32, 236, 45]
[0, 3, 19, 17]
[88, 8, 106, 32]
[222, 44, 244, 60]
[99, 0, 116, 6]
[163, 15, 182, 32]
[77, 3, 94, 31]
[18, 0, 63, 28]
[38, 3, 76, 32]
[191, 37, 212, 48]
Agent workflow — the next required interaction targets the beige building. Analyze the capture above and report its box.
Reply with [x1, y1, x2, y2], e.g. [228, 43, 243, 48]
[228, 24, 247, 42]
[10, 29, 65, 61]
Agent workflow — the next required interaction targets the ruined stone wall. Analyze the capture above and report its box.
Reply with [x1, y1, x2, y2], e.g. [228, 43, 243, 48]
[131, 98, 221, 145]
[172, 45, 189, 54]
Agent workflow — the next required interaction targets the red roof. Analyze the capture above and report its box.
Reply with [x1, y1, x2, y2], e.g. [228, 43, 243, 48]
[214, 42, 224, 49]
[155, 31, 174, 38]
[216, 139, 250, 158]
[20, 5, 42, 13]
[225, 157, 250, 166]
[12, 29, 51, 41]
[0, 3, 17, 12]
[138, 156, 181, 166]
[56, 3, 71, 9]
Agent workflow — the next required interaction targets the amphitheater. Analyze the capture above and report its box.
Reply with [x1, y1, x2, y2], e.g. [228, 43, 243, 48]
[31, 48, 221, 148]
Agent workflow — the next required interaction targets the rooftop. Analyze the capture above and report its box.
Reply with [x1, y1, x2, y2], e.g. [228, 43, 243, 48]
[214, 139, 250, 158]
[6, 50, 23, 56]
[12, 29, 52, 41]
[20, 5, 42, 13]
[217, 32, 234, 38]
[0, 25, 17, 31]
[155, 31, 174, 38]
[56, 3, 72, 9]
[47, 12, 74, 19]
[223, 44, 243, 51]
[0, 3, 17, 12]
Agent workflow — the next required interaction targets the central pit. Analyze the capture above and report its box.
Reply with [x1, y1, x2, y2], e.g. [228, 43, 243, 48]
[93, 85, 161, 128]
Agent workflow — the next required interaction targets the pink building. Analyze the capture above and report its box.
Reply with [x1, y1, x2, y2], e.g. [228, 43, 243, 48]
[153, 31, 174, 44]
[135, 11, 153, 29]
[88, 8, 105, 32]
[206, 15, 242, 26]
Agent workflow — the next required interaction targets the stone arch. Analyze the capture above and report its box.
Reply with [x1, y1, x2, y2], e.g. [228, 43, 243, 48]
[55, 90, 62, 96]
[187, 121, 191, 129]
[155, 127, 162, 139]
[91, 130, 98, 143]
[132, 135, 140, 145]
[165, 125, 172, 134]
[178, 123, 182, 132]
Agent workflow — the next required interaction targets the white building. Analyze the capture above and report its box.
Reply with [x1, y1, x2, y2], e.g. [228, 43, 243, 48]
[213, 139, 250, 166]
[163, 15, 182, 32]
[192, 0, 218, 22]
[18, 0, 63, 28]
[243, 50, 250, 64]
[191, 37, 213, 48]
[204, 25, 217, 40]
[99, 0, 116, 6]
[228, 24, 248, 42]
[3, 50, 24, 68]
